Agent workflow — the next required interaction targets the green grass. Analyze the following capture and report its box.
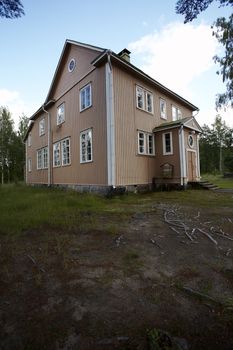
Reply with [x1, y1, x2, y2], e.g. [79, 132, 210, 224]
[201, 173, 233, 189]
[0, 183, 233, 235]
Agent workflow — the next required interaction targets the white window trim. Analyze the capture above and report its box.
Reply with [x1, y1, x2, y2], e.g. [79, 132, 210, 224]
[136, 85, 154, 114]
[160, 98, 167, 119]
[61, 137, 71, 166]
[39, 118, 45, 136]
[172, 105, 182, 121]
[57, 103, 65, 125]
[28, 158, 32, 172]
[37, 146, 48, 169]
[28, 132, 32, 147]
[80, 83, 92, 112]
[137, 131, 155, 156]
[53, 141, 61, 167]
[163, 132, 173, 155]
[80, 128, 93, 164]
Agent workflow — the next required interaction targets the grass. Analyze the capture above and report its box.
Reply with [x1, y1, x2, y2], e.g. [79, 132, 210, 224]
[0, 183, 233, 235]
[201, 173, 233, 189]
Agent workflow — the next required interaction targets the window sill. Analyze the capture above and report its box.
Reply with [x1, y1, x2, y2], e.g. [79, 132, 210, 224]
[80, 105, 92, 113]
[136, 107, 154, 115]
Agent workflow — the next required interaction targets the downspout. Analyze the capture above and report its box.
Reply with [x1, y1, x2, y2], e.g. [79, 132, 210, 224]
[105, 51, 116, 187]
[42, 105, 51, 186]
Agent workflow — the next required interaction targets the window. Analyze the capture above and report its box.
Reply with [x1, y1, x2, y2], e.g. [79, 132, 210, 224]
[39, 118, 45, 136]
[160, 99, 167, 119]
[68, 58, 76, 73]
[188, 134, 194, 148]
[28, 132, 32, 147]
[136, 85, 153, 113]
[28, 158, 32, 172]
[80, 84, 92, 111]
[163, 132, 173, 155]
[80, 129, 93, 163]
[57, 103, 65, 125]
[172, 106, 182, 121]
[62, 138, 71, 166]
[37, 147, 48, 169]
[138, 131, 155, 155]
[53, 142, 61, 167]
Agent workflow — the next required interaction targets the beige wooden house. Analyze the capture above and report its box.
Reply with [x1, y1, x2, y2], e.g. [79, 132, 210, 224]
[24, 39, 202, 192]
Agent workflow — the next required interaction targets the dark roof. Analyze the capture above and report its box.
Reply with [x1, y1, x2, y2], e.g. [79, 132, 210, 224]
[153, 117, 202, 133]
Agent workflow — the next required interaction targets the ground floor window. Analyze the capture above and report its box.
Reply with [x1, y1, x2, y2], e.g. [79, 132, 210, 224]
[80, 129, 93, 163]
[53, 138, 71, 167]
[162, 132, 173, 155]
[28, 158, 32, 172]
[137, 131, 155, 155]
[37, 146, 48, 169]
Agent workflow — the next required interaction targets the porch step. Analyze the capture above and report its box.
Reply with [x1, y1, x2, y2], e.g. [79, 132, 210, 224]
[199, 181, 220, 191]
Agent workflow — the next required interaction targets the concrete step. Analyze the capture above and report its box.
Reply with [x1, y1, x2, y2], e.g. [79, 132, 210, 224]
[199, 181, 220, 191]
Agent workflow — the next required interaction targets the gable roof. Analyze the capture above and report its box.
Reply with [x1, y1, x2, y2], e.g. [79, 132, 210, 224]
[153, 116, 202, 133]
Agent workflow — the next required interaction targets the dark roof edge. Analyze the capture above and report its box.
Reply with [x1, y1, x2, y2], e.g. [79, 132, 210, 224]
[153, 116, 202, 133]
[93, 51, 199, 112]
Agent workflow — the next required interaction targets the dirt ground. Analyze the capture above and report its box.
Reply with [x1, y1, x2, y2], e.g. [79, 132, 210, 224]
[0, 196, 233, 350]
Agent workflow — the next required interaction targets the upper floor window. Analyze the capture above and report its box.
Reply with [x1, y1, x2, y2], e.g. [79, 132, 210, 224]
[37, 146, 48, 169]
[80, 129, 93, 163]
[138, 131, 155, 155]
[28, 158, 32, 172]
[172, 106, 182, 121]
[162, 132, 173, 155]
[136, 86, 153, 113]
[39, 118, 45, 136]
[80, 84, 92, 111]
[62, 138, 71, 166]
[160, 99, 167, 119]
[57, 103, 65, 125]
[28, 132, 32, 146]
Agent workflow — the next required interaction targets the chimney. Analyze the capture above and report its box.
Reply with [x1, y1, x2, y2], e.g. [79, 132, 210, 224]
[118, 48, 131, 63]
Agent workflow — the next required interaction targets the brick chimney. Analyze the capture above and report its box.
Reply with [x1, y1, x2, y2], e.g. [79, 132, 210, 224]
[118, 48, 131, 63]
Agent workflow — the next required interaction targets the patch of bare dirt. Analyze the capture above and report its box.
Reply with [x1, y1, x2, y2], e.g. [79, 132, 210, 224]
[0, 202, 233, 349]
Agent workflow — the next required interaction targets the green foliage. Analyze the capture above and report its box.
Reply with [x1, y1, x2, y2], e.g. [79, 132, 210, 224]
[0, 0, 24, 19]
[200, 115, 233, 173]
[0, 107, 29, 183]
[176, 0, 233, 108]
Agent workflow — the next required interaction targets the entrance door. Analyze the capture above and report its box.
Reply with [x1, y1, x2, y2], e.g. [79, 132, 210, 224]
[187, 150, 197, 182]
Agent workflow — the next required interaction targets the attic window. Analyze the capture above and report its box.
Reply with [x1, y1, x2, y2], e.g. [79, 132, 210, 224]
[68, 58, 76, 73]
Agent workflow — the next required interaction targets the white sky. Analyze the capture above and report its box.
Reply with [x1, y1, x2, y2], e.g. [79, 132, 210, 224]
[0, 0, 232, 128]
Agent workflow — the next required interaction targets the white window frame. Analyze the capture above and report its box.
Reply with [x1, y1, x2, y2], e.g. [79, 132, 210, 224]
[57, 103, 65, 125]
[28, 158, 32, 172]
[136, 85, 153, 114]
[28, 132, 32, 147]
[37, 146, 48, 169]
[172, 106, 182, 121]
[80, 83, 92, 112]
[80, 129, 93, 163]
[137, 131, 155, 156]
[61, 138, 71, 166]
[163, 132, 173, 155]
[39, 118, 45, 136]
[53, 142, 61, 167]
[160, 98, 167, 119]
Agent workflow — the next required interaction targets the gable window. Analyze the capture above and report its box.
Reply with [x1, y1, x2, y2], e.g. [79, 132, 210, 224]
[138, 131, 155, 155]
[53, 142, 61, 167]
[39, 118, 45, 136]
[160, 99, 167, 119]
[163, 132, 173, 155]
[37, 146, 48, 169]
[136, 85, 153, 113]
[80, 129, 93, 163]
[172, 106, 182, 121]
[28, 158, 32, 172]
[57, 103, 65, 125]
[80, 84, 92, 111]
[61, 138, 71, 166]
[28, 132, 32, 147]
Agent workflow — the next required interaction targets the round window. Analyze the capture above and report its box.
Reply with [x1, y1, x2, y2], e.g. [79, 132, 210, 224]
[68, 58, 76, 73]
[188, 134, 194, 148]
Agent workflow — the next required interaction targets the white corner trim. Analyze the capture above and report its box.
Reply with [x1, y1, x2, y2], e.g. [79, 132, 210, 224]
[105, 60, 116, 186]
[179, 126, 187, 186]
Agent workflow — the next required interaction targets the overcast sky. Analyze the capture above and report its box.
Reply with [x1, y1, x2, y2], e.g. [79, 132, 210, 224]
[0, 0, 232, 128]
